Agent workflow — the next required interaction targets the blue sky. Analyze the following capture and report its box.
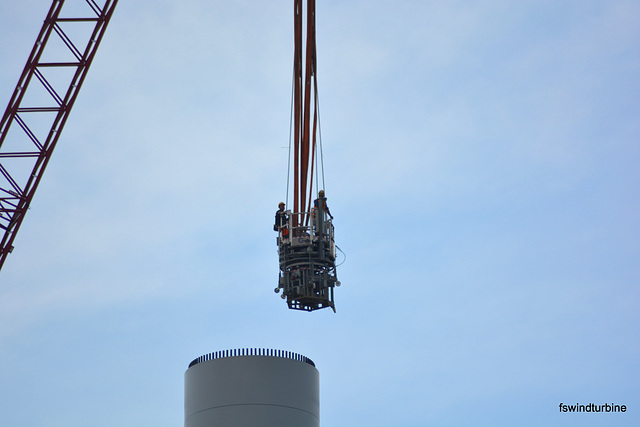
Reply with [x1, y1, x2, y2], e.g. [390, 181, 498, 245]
[1, 1, 639, 426]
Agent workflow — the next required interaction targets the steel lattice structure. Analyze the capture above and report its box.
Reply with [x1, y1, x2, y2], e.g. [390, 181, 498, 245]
[0, 0, 118, 272]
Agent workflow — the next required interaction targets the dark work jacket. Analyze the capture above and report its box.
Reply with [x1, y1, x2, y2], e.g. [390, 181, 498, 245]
[274, 210, 288, 230]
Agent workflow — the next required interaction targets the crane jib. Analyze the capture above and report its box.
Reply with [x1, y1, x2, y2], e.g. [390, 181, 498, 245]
[0, 0, 119, 273]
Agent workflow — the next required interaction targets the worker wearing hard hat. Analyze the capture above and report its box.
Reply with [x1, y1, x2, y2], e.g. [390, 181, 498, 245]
[274, 202, 288, 231]
[313, 190, 333, 220]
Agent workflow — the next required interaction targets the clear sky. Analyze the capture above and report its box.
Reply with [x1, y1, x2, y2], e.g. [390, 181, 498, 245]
[1, 1, 638, 426]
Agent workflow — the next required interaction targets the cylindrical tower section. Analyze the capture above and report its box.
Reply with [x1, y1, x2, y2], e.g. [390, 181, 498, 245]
[184, 348, 319, 427]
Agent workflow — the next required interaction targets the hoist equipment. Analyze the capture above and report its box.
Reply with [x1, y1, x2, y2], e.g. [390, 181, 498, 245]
[274, 0, 340, 312]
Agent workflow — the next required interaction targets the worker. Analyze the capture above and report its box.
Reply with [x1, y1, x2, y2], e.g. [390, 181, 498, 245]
[274, 202, 288, 231]
[313, 190, 333, 220]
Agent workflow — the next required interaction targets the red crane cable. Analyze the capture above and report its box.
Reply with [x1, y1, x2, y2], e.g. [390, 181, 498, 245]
[292, 0, 302, 225]
[292, 0, 318, 227]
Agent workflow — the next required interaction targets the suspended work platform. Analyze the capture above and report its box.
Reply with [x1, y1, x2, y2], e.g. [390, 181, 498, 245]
[274, 0, 342, 312]
[275, 198, 339, 312]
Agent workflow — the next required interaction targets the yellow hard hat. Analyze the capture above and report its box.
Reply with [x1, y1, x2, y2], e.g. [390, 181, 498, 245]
[279, 202, 285, 207]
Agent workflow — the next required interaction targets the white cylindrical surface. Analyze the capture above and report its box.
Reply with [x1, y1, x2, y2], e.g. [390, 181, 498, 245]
[185, 349, 319, 427]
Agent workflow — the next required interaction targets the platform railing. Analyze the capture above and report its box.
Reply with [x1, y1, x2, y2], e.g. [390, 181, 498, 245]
[278, 210, 334, 245]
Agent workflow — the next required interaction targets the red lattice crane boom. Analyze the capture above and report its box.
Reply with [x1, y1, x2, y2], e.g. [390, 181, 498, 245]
[0, 0, 118, 273]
